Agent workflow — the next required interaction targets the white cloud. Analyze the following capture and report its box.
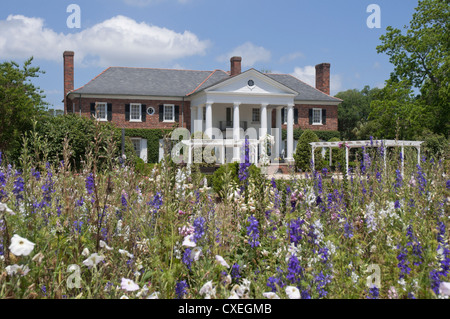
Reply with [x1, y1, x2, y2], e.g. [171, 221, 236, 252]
[291, 65, 316, 86]
[279, 51, 305, 63]
[217, 42, 271, 68]
[291, 65, 342, 95]
[0, 15, 210, 67]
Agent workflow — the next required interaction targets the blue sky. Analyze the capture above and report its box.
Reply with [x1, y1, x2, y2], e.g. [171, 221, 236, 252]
[0, 0, 419, 109]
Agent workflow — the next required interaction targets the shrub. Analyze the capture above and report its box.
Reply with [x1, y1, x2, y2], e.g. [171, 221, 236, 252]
[294, 130, 323, 171]
[211, 162, 261, 197]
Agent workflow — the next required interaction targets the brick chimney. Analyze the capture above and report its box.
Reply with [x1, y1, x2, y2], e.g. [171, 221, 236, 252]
[63, 51, 75, 113]
[315, 63, 330, 95]
[230, 56, 242, 76]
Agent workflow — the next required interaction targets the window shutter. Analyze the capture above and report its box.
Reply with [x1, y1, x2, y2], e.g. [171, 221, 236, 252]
[159, 105, 164, 122]
[282, 108, 285, 123]
[294, 108, 298, 125]
[309, 109, 313, 125]
[90, 103, 96, 118]
[107, 103, 113, 121]
[175, 105, 180, 122]
[125, 104, 130, 121]
[322, 109, 326, 125]
[141, 104, 147, 122]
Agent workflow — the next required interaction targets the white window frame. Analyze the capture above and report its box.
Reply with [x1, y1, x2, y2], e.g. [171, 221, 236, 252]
[96, 102, 108, 121]
[130, 103, 142, 122]
[312, 108, 322, 125]
[252, 108, 260, 123]
[163, 104, 175, 122]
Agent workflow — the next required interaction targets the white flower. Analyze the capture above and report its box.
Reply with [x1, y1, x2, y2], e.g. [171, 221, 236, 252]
[32, 252, 44, 264]
[228, 291, 240, 299]
[147, 292, 160, 299]
[118, 249, 134, 258]
[182, 234, 196, 248]
[285, 286, 301, 299]
[9, 234, 35, 256]
[190, 247, 202, 261]
[82, 253, 105, 267]
[215, 255, 230, 268]
[99, 240, 113, 251]
[440, 282, 450, 296]
[0, 203, 15, 215]
[120, 295, 129, 299]
[121, 278, 140, 292]
[263, 292, 280, 299]
[199, 281, 216, 299]
[81, 248, 90, 257]
[5, 264, 30, 276]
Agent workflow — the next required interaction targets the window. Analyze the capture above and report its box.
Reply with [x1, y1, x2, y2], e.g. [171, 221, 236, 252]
[164, 104, 175, 122]
[283, 107, 287, 124]
[252, 108, 260, 123]
[312, 108, 322, 125]
[130, 103, 142, 122]
[96, 102, 107, 121]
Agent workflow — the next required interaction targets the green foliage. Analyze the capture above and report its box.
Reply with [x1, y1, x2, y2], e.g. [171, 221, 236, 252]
[34, 114, 134, 170]
[324, 137, 345, 170]
[416, 129, 450, 161]
[282, 129, 340, 142]
[0, 58, 48, 159]
[334, 86, 381, 140]
[211, 162, 261, 197]
[376, 0, 449, 137]
[293, 130, 322, 171]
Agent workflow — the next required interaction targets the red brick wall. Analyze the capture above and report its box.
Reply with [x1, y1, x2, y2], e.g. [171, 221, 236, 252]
[68, 97, 191, 130]
[275, 104, 338, 131]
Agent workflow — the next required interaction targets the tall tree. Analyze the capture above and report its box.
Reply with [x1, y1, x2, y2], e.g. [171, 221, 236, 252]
[335, 85, 380, 140]
[0, 58, 48, 158]
[376, 0, 449, 137]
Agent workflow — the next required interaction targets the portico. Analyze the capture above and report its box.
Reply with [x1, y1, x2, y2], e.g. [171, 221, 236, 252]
[187, 69, 298, 165]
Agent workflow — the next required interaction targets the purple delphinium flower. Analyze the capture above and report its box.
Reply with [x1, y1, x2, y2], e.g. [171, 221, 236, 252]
[246, 215, 260, 248]
[238, 138, 250, 183]
[148, 192, 163, 214]
[12, 172, 24, 202]
[394, 169, 402, 189]
[314, 271, 332, 298]
[231, 263, 241, 282]
[288, 218, 304, 246]
[175, 280, 188, 299]
[446, 180, 450, 190]
[266, 268, 285, 292]
[397, 245, 411, 279]
[31, 168, 41, 181]
[416, 165, 427, 195]
[367, 285, 380, 299]
[193, 216, 206, 243]
[286, 254, 303, 284]
[406, 225, 423, 266]
[344, 221, 354, 239]
[85, 173, 94, 195]
[182, 248, 193, 270]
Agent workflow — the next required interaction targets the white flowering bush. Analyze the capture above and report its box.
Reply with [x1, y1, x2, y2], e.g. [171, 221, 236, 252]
[0, 131, 449, 299]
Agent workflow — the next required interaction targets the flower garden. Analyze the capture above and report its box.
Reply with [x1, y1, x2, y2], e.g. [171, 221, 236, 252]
[0, 134, 449, 300]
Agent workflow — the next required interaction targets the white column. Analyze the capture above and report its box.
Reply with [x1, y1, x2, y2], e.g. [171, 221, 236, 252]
[190, 106, 197, 135]
[233, 102, 241, 162]
[267, 107, 272, 134]
[401, 145, 405, 178]
[346, 146, 349, 178]
[276, 107, 283, 157]
[196, 105, 203, 136]
[286, 104, 294, 163]
[260, 103, 268, 139]
[205, 102, 213, 138]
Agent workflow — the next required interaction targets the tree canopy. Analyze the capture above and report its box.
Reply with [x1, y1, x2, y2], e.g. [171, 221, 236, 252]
[0, 58, 48, 159]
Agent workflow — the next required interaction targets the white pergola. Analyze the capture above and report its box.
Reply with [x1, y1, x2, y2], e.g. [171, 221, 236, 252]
[310, 140, 424, 176]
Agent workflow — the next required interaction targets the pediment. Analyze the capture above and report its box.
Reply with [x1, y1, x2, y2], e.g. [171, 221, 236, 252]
[204, 69, 298, 96]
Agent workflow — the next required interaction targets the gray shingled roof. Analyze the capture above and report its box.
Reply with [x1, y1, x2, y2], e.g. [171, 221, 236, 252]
[72, 67, 229, 97]
[266, 74, 341, 102]
[71, 66, 341, 103]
